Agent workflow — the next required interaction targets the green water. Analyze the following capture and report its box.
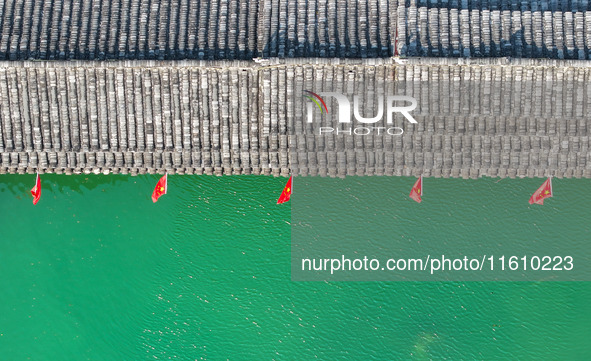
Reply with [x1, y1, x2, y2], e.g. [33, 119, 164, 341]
[0, 175, 589, 360]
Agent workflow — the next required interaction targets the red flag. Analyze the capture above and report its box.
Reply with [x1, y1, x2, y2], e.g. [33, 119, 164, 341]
[31, 173, 41, 205]
[529, 177, 553, 205]
[409, 176, 422, 203]
[152, 174, 167, 203]
[277, 176, 292, 204]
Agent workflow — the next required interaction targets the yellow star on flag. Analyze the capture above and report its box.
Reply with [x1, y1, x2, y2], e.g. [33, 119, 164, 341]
[277, 176, 292, 204]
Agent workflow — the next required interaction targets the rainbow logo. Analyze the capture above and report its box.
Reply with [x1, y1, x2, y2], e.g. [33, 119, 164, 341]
[304, 90, 329, 114]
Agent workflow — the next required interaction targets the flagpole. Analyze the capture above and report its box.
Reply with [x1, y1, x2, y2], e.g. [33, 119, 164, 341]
[549, 175, 553, 195]
[421, 175, 423, 196]
[165, 172, 168, 194]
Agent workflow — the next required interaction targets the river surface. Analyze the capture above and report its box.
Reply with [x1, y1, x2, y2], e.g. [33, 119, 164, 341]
[0, 174, 589, 360]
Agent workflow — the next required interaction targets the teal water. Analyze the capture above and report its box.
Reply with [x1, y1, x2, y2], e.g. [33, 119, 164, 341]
[0, 175, 589, 360]
[291, 177, 591, 281]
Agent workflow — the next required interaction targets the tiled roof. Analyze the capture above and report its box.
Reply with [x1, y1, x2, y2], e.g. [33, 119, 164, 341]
[0, 58, 589, 178]
[0, 0, 590, 60]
